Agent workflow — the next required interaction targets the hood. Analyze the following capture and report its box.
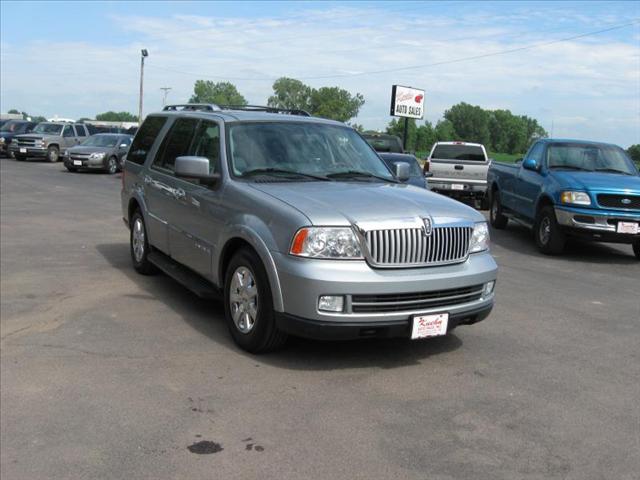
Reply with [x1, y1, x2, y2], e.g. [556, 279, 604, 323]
[14, 133, 49, 140]
[249, 181, 484, 226]
[67, 145, 112, 154]
[551, 171, 640, 193]
[0, 131, 17, 139]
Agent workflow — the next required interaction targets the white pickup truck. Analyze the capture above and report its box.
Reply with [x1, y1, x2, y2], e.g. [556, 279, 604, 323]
[424, 141, 491, 208]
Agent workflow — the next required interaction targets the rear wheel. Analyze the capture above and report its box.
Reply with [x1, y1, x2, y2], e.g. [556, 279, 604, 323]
[130, 210, 158, 275]
[46, 145, 59, 163]
[489, 191, 508, 229]
[535, 206, 566, 255]
[105, 156, 118, 174]
[633, 241, 640, 260]
[224, 248, 287, 353]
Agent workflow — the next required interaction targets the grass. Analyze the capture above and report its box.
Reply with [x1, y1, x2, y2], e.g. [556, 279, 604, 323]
[488, 152, 523, 163]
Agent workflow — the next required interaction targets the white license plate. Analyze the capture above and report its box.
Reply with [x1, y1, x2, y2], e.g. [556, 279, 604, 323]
[451, 184, 464, 190]
[617, 222, 639, 234]
[73, 160, 82, 166]
[20, 148, 26, 153]
[411, 313, 449, 339]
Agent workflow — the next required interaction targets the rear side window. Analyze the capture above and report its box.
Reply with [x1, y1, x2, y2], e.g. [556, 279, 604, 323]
[128, 116, 167, 165]
[152, 118, 199, 172]
[74, 125, 86, 136]
[431, 144, 486, 161]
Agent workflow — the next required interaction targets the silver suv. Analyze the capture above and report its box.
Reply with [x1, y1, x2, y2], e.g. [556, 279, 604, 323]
[122, 104, 497, 352]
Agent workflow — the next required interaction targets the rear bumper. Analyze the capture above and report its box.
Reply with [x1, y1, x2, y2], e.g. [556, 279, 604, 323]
[430, 180, 488, 197]
[275, 302, 493, 340]
[555, 206, 640, 244]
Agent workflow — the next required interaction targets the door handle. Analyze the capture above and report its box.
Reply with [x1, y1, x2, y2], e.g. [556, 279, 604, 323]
[143, 176, 152, 185]
[454, 165, 464, 170]
[173, 188, 186, 200]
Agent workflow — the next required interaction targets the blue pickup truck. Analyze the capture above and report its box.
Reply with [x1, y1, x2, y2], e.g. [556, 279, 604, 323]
[487, 139, 640, 258]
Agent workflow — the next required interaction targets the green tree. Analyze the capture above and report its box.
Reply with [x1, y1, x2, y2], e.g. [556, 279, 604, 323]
[95, 111, 138, 122]
[189, 80, 247, 106]
[309, 87, 364, 122]
[31, 116, 47, 123]
[415, 121, 437, 153]
[8, 109, 20, 114]
[434, 119, 456, 141]
[627, 144, 640, 163]
[348, 123, 364, 132]
[267, 77, 312, 111]
[444, 102, 491, 145]
[76, 117, 93, 123]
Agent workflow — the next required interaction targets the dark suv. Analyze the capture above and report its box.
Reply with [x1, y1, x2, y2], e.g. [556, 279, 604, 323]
[0, 120, 37, 157]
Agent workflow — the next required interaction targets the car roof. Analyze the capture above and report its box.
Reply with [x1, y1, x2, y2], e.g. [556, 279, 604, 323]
[537, 138, 619, 147]
[148, 108, 346, 126]
[434, 141, 484, 147]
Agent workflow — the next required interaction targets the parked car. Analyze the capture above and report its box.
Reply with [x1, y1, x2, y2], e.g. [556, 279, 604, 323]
[10, 122, 89, 162]
[425, 141, 491, 208]
[122, 104, 497, 353]
[488, 139, 640, 258]
[378, 153, 428, 189]
[0, 120, 37, 157]
[362, 132, 404, 153]
[63, 133, 133, 174]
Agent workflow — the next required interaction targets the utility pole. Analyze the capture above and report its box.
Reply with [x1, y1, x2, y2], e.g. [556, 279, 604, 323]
[160, 87, 172, 107]
[138, 49, 149, 124]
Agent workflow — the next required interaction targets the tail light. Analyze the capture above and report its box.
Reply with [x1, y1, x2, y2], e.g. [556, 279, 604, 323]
[423, 159, 430, 174]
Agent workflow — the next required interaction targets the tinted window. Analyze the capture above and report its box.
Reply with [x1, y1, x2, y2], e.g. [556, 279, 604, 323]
[74, 125, 86, 136]
[153, 118, 199, 172]
[363, 134, 403, 153]
[128, 116, 167, 165]
[431, 144, 486, 161]
[191, 121, 220, 173]
[120, 137, 132, 147]
[63, 125, 74, 137]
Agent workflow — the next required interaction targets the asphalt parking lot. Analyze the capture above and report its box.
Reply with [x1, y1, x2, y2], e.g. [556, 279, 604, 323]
[1, 157, 638, 480]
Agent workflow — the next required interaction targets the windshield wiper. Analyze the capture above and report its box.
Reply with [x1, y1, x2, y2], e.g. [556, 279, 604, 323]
[593, 168, 633, 175]
[326, 170, 398, 183]
[241, 168, 329, 181]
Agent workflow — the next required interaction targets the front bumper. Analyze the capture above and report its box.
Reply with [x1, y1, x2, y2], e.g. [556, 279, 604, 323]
[63, 157, 107, 169]
[9, 145, 47, 157]
[272, 251, 497, 334]
[555, 206, 640, 243]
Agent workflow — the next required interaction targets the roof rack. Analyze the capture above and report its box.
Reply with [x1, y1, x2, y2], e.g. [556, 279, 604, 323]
[162, 103, 221, 112]
[219, 105, 311, 117]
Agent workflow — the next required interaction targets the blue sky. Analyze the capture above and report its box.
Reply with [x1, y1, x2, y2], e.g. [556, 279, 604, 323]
[1, 1, 639, 147]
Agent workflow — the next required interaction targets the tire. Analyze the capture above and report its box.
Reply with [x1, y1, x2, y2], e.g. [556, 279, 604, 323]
[105, 156, 118, 174]
[14, 154, 26, 161]
[535, 206, 566, 255]
[129, 210, 158, 275]
[224, 248, 287, 353]
[66, 166, 78, 173]
[46, 145, 59, 163]
[633, 241, 640, 260]
[489, 191, 508, 229]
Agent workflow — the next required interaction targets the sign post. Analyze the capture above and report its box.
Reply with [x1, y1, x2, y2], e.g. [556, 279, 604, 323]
[389, 85, 425, 151]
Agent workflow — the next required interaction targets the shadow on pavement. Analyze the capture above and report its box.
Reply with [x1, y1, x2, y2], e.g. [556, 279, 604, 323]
[96, 242, 464, 371]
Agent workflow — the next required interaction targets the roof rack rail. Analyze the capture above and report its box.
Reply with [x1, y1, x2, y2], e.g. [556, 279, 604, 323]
[219, 105, 311, 117]
[162, 103, 221, 112]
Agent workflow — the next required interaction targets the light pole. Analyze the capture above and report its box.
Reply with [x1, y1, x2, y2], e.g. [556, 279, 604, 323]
[160, 87, 172, 107]
[138, 49, 149, 124]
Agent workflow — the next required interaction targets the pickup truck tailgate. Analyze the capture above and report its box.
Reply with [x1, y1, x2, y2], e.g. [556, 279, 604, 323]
[429, 160, 489, 182]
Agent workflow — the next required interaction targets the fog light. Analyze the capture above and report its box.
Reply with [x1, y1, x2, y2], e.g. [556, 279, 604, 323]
[482, 281, 495, 298]
[318, 295, 344, 312]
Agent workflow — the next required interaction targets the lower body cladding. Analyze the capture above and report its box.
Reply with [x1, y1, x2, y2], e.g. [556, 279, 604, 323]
[555, 206, 640, 244]
[272, 251, 497, 340]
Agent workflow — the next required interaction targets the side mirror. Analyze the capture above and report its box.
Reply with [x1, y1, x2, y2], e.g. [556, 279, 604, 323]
[522, 158, 539, 171]
[394, 161, 411, 182]
[175, 156, 220, 186]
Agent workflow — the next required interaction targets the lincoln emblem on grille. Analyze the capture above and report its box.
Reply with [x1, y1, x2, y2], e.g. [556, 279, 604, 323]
[621, 198, 631, 205]
[422, 217, 433, 237]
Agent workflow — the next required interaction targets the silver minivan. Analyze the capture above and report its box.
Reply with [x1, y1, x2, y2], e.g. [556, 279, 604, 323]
[122, 104, 497, 352]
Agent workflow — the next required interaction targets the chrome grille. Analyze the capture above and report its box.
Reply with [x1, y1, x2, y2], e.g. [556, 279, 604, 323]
[17, 138, 36, 146]
[70, 153, 90, 161]
[363, 226, 472, 267]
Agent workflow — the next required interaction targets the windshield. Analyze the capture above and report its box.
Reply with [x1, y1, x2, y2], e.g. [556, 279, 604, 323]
[33, 123, 64, 135]
[1, 121, 25, 133]
[547, 144, 637, 175]
[431, 144, 486, 161]
[228, 122, 393, 180]
[81, 135, 119, 148]
[362, 134, 403, 153]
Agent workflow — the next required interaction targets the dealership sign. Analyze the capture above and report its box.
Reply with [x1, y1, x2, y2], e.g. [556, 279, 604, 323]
[390, 85, 425, 119]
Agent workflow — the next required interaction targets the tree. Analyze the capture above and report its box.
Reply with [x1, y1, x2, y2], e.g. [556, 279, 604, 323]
[348, 123, 364, 132]
[444, 102, 491, 145]
[189, 80, 247, 106]
[95, 111, 138, 122]
[628, 144, 640, 163]
[76, 117, 93, 123]
[415, 121, 437, 153]
[435, 119, 456, 142]
[31, 116, 47, 123]
[267, 77, 364, 122]
[267, 77, 312, 111]
[8, 109, 20, 114]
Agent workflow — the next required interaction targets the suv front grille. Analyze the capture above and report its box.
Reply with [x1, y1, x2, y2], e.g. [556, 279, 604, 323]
[70, 153, 91, 161]
[363, 226, 472, 267]
[597, 194, 640, 210]
[17, 138, 36, 147]
[351, 285, 484, 313]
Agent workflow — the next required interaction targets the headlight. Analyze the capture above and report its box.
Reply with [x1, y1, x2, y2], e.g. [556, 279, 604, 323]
[469, 222, 490, 253]
[0, 137, 5, 143]
[89, 152, 105, 160]
[290, 227, 363, 259]
[560, 191, 591, 206]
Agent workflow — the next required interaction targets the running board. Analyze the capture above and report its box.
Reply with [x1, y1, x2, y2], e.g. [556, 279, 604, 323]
[503, 211, 534, 229]
[148, 251, 220, 300]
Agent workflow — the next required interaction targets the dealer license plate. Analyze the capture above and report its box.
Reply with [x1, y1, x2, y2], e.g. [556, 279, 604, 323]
[411, 313, 449, 339]
[73, 160, 82, 166]
[451, 184, 464, 190]
[20, 148, 27, 153]
[617, 222, 639, 234]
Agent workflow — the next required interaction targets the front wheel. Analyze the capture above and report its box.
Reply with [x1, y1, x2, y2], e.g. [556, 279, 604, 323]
[14, 154, 26, 161]
[535, 206, 566, 255]
[66, 166, 78, 173]
[46, 145, 59, 163]
[489, 192, 508, 229]
[105, 156, 118, 174]
[633, 241, 640, 260]
[224, 248, 287, 353]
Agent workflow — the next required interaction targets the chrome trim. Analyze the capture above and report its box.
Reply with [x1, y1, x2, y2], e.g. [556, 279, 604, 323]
[555, 208, 640, 233]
